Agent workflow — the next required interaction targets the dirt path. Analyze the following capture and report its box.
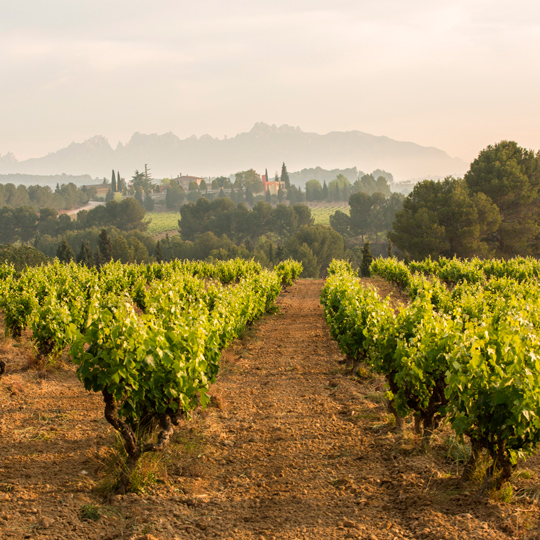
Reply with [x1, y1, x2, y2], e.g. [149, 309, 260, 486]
[0, 279, 537, 539]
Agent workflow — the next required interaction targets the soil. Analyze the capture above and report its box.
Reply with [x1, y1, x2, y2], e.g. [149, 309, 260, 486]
[1, 278, 539, 540]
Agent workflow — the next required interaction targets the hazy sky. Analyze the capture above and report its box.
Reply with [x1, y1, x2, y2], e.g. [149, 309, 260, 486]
[2, 0, 540, 163]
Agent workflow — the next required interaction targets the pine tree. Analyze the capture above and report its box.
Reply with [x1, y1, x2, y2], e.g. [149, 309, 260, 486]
[360, 241, 373, 277]
[280, 163, 290, 190]
[77, 240, 94, 266]
[322, 181, 329, 201]
[56, 237, 74, 263]
[111, 170, 117, 192]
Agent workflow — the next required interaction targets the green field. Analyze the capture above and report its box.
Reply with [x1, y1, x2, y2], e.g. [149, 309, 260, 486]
[147, 212, 180, 235]
[309, 205, 349, 226]
[147, 205, 348, 236]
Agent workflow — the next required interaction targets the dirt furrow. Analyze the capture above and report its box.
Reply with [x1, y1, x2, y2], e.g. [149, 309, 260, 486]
[0, 278, 534, 540]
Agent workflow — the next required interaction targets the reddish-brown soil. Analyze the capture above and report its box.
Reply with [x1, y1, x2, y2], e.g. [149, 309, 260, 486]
[0, 279, 539, 540]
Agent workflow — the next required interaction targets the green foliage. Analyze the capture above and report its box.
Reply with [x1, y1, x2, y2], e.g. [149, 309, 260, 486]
[360, 242, 373, 277]
[285, 224, 346, 278]
[325, 256, 540, 489]
[0, 244, 50, 271]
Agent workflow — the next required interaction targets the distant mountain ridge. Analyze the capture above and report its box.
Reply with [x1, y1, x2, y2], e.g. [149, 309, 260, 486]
[0, 123, 468, 181]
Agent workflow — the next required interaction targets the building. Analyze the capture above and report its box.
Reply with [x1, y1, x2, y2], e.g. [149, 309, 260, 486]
[171, 175, 205, 190]
[261, 174, 285, 196]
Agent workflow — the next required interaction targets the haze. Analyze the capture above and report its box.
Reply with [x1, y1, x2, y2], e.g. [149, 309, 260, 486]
[2, 0, 540, 163]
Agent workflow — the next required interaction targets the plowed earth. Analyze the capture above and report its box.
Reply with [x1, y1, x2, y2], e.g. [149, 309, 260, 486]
[0, 279, 539, 540]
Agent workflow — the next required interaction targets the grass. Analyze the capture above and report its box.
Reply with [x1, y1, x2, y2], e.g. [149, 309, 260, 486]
[95, 434, 169, 495]
[146, 204, 349, 235]
[80, 503, 101, 521]
[309, 204, 349, 226]
[146, 212, 180, 236]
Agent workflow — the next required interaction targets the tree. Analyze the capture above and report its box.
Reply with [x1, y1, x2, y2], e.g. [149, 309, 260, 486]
[111, 170, 117, 192]
[330, 210, 351, 237]
[322, 181, 329, 201]
[135, 186, 144, 206]
[280, 163, 290, 190]
[144, 192, 155, 211]
[328, 174, 351, 202]
[292, 204, 314, 229]
[360, 242, 373, 277]
[56, 237, 74, 263]
[245, 186, 254, 206]
[285, 225, 345, 278]
[96, 229, 113, 267]
[390, 178, 501, 260]
[287, 185, 304, 204]
[129, 237, 149, 263]
[155, 240, 164, 263]
[272, 204, 297, 243]
[165, 184, 186, 210]
[305, 179, 323, 201]
[349, 192, 373, 240]
[38, 208, 59, 237]
[132, 169, 153, 192]
[112, 235, 132, 263]
[235, 169, 263, 193]
[13, 206, 38, 243]
[465, 140, 540, 256]
[77, 240, 94, 266]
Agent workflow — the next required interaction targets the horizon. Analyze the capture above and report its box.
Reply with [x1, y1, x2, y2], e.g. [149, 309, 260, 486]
[2, 1, 540, 162]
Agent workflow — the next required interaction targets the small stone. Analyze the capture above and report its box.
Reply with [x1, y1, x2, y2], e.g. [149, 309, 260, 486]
[39, 517, 55, 529]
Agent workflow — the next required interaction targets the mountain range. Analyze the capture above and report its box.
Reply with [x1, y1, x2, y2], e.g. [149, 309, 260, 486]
[0, 123, 468, 182]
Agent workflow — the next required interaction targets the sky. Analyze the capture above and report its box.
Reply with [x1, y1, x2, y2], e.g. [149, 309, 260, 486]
[2, 0, 540, 163]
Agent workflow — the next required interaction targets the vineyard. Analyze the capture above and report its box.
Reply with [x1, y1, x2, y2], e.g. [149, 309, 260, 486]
[147, 213, 180, 236]
[0, 257, 539, 539]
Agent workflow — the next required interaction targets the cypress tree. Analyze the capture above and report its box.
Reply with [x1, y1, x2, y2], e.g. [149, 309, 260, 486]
[77, 240, 94, 266]
[360, 241, 373, 277]
[280, 163, 290, 190]
[111, 170, 117, 192]
[155, 240, 164, 263]
[96, 229, 113, 267]
[322, 181, 329, 201]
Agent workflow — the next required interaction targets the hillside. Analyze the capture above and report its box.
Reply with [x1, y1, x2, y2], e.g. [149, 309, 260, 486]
[0, 123, 467, 182]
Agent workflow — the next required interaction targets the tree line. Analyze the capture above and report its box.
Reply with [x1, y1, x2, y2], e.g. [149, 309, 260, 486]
[391, 141, 540, 260]
[0, 197, 147, 245]
[165, 165, 393, 210]
[0, 182, 93, 211]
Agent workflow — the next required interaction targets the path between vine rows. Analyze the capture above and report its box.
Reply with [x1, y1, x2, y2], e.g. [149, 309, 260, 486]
[0, 279, 537, 540]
